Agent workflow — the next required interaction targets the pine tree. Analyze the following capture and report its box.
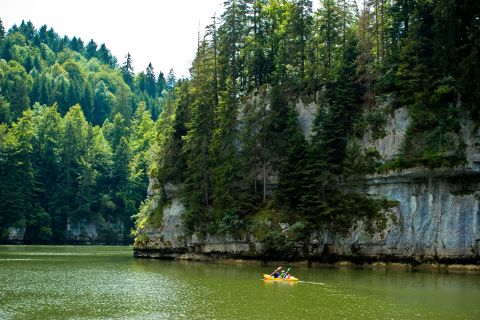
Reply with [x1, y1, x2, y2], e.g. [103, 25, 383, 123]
[111, 136, 131, 220]
[69, 36, 84, 52]
[156, 72, 167, 96]
[218, 0, 248, 93]
[32, 104, 63, 222]
[85, 40, 97, 59]
[282, 0, 313, 87]
[313, 0, 343, 81]
[356, 4, 375, 108]
[145, 63, 156, 97]
[275, 105, 309, 211]
[122, 53, 135, 88]
[181, 37, 216, 231]
[166, 69, 176, 92]
[74, 127, 97, 222]
[93, 80, 115, 125]
[107, 112, 129, 150]
[0, 111, 36, 240]
[96, 43, 117, 67]
[0, 17, 5, 40]
[55, 105, 89, 241]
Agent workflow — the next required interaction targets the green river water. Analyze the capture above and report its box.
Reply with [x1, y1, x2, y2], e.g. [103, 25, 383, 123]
[0, 246, 479, 319]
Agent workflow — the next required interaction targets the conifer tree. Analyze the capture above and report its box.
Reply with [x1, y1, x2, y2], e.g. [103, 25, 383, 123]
[0, 111, 36, 240]
[96, 43, 117, 67]
[275, 105, 309, 210]
[122, 53, 135, 88]
[314, 0, 342, 81]
[85, 40, 97, 59]
[156, 72, 167, 96]
[55, 105, 89, 240]
[0, 17, 5, 40]
[32, 104, 62, 220]
[182, 38, 216, 231]
[166, 69, 176, 92]
[145, 63, 157, 97]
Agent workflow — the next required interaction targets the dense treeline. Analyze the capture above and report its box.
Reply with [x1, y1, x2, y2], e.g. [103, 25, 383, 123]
[0, 19, 172, 243]
[1, 0, 479, 246]
[140, 0, 480, 250]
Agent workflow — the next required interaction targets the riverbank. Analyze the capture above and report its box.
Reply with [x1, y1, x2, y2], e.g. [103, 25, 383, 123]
[133, 249, 480, 274]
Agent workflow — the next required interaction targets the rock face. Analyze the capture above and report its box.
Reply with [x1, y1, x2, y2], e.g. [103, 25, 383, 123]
[7, 227, 25, 243]
[361, 107, 410, 161]
[66, 220, 125, 244]
[134, 102, 480, 264]
[296, 96, 318, 139]
[137, 198, 187, 255]
[337, 170, 480, 262]
[6, 220, 126, 244]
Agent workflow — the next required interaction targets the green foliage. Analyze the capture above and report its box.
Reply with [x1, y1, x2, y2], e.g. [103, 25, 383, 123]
[132, 0, 404, 243]
[353, 109, 388, 139]
[148, 205, 165, 229]
[274, 100, 309, 210]
[323, 192, 398, 237]
[261, 220, 310, 258]
[133, 234, 150, 248]
[0, 99, 156, 243]
[403, 85, 466, 169]
[377, 1, 473, 169]
[343, 143, 382, 177]
[25, 207, 52, 243]
[133, 197, 166, 236]
[0, 59, 33, 119]
[0, 20, 168, 246]
[0, 19, 173, 125]
[217, 210, 245, 239]
[3, 0, 476, 246]
[247, 204, 281, 241]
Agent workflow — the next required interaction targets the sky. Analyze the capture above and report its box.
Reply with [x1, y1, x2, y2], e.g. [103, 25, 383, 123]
[0, 0, 225, 78]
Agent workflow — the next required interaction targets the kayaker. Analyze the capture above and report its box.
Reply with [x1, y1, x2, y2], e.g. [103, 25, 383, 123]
[280, 270, 286, 278]
[271, 266, 282, 278]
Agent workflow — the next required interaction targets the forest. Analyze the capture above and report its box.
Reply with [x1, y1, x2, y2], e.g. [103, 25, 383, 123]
[1, 0, 479, 245]
[0, 18, 175, 243]
[138, 0, 480, 249]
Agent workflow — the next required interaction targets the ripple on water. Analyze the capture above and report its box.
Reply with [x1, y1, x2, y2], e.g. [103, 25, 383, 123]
[1, 258, 191, 319]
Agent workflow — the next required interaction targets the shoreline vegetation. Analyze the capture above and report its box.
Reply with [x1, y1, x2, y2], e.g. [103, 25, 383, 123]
[1, 0, 480, 261]
[132, 249, 480, 274]
[130, 0, 480, 266]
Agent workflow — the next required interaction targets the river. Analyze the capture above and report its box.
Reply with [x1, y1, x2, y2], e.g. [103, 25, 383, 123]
[0, 245, 479, 319]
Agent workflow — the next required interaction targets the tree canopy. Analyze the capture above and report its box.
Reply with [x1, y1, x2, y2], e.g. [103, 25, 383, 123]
[139, 0, 479, 247]
[0, 20, 174, 243]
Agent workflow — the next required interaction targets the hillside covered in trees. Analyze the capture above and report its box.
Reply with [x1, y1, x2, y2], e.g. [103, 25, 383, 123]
[135, 0, 480, 250]
[0, 19, 176, 243]
[1, 0, 479, 247]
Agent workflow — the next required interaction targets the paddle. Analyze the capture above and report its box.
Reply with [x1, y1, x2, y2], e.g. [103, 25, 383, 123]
[270, 266, 282, 276]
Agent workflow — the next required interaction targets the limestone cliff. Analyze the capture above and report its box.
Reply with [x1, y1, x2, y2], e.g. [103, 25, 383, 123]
[134, 100, 480, 264]
[7, 220, 126, 244]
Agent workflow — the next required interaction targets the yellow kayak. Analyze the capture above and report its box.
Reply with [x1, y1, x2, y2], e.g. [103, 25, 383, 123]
[263, 274, 299, 282]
